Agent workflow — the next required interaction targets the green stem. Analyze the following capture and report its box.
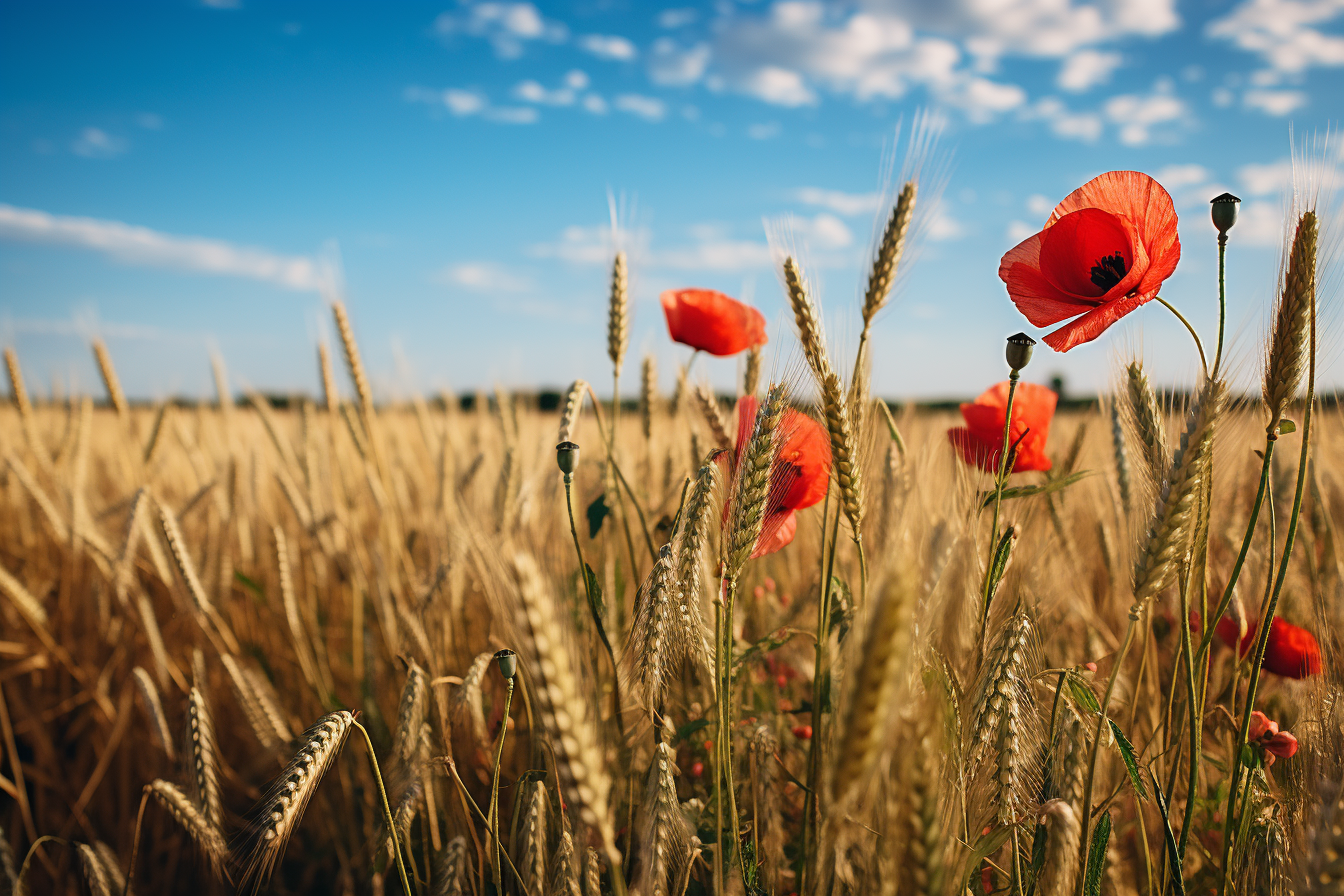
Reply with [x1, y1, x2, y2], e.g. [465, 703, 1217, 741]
[981, 370, 1020, 654]
[1155, 296, 1208, 376]
[712, 578, 726, 896]
[354, 721, 414, 896]
[488, 680, 515, 896]
[565, 474, 625, 740]
[1213, 233, 1228, 379]
[722, 577, 746, 888]
[1176, 559, 1200, 866]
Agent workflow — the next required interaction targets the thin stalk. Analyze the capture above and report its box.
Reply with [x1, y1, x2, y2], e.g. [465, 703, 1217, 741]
[712, 587, 726, 896]
[565, 474, 625, 742]
[722, 576, 745, 888]
[800, 488, 833, 895]
[122, 788, 152, 896]
[354, 720, 414, 896]
[1176, 562, 1200, 865]
[981, 370, 1020, 655]
[1213, 233, 1228, 379]
[1155, 297, 1208, 376]
[488, 679, 515, 896]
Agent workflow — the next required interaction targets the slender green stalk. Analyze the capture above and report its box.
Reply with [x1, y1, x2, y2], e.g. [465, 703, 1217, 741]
[1155, 297, 1208, 376]
[354, 721, 414, 896]
[122, 788, 152, 896]
[1176, 559, 1200, 865]
[712, 584, 726, 896]
[1213, 233, 1228, 378]
[721, 576, 746, 888]
[800, 488, 833, 896]
[981, 369, 1020, 655]
[488, 680, 515, 896]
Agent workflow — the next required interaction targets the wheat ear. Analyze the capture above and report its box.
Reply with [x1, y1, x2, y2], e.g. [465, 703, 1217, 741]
[749, 725, 784, 894]
[863, 181, 917, 326]
[0, 561, 46, 629]
[967, 613, 1040, 825]
[624, 544, 679, 715]
[692, 384, 732, 451]
[452, 652, 493, 751]
[608, 252, 629, 372]
[131, 667, 175, 761]
[547, 830, 583, 896]
[1264, 210, 1317, 435]
[558, 379, 589, 444]
[220, 654, 290, 753]
[724, 384, 786, 579]
[92, 841, 126, 896]
[743, 345, 762, 398]
[317, 342, 339, 415]
[516, 779, 550, 896]
[148, 779, 228, 878]
[90, 339, 128, 420]
[1124, 361, 1168, 490]
[393, 663, 428, 768]
[510, 553, 620, 870]
[436, 836, 468, 896]
[641, 355, 657, 439]
[1037, 799, 1081, 896]
[76, 842, 112, 896]
[274, 526, 321, 694]
[1131, 378, 1225, 609]
[184, 686, 223, 830]
[4, 348, 33, 428]
[673, 456, 719, 684]
[631, 740, 691, 896]
[238, 710, 355, 890]
[783, 257, 864, 537]
[832, 573, 917, 806]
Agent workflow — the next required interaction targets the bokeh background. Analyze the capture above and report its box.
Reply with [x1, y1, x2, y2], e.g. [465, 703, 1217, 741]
[2, 0, 1342, 402]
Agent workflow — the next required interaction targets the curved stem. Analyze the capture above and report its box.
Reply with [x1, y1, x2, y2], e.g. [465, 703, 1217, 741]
[488, 679, 515, 896]
[122, 789, 151, 896]
[1155, 296, 1208, 376]
[353, 721, 414, 896]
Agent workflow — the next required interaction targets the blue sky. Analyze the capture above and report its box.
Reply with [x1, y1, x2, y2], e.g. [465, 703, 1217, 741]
[2, 0, 1343, 402]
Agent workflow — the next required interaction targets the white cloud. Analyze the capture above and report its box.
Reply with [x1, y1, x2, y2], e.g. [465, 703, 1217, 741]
[583, 94, 609, 114]
[795, 187, 882, 216]
[649, 39, 712, 85]
[434, 3, 567, 59]
[614, 94, 667, 121]
[1057, 49, 1122, 92]
[740, 66, 817, 106]
[0, 204, 333, 291]
[1239, 159, 1295, 196]
[1244, 88, 1308, 115]
[747, 122, 782, 139]
[484, 106, 539, 124]
[71, 127, 127, 159]
[1024, 97, 1103, 141]
[1153, 164, 1212, 189]
[434, 262, 531, 293]
[927, 211, 963, 241]
[514, 79, 576, 105]
[136, 113, 163, 130]
[1212, 87, 1236, 107]
[794, 213, 854, 249]
[201, 0, 240, 7]
[1207, 0, 1344, 74]
[565, 70, 590, 90]
[659, 8, 698, 28]
[1236, 198, 1289, 246]
[945, 76, 1027, 121]
[1103, 89, 1186, 146]
[1026, 194, 1054, 217]
[1007, 220, 1037, 242]
[579, 34, 638, 61]
[404, 85, 538, 123]
[443, 88, 488, 116]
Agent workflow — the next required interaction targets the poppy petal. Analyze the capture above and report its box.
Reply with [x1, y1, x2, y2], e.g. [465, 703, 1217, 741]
[752, 510, 798, 559]
[1042, 289, 1157, 353]
[661, 289, 768, 356]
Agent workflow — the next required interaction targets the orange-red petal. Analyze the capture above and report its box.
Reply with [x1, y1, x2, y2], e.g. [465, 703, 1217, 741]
[661, 289, 768, 356]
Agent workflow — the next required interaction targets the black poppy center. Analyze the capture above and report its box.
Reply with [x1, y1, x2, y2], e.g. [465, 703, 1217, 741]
[1090, 253, 1127, 291]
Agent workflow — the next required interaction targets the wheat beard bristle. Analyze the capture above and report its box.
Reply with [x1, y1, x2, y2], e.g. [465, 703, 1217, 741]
[1264, 210, 1317, 434]
[238, 710, 355, 891]
[1131, 378, 1225, 610]
[725, 384, 786, 578]
[148, 779, 229, 879]
[511, 553, 619, 867]
[631, 741, 691, 896]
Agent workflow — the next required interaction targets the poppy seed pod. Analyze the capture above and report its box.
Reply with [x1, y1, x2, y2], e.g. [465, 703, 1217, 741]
[1211, 193, 1240, 235]
[1005, 333, 1036, 371]
[493, 648, 517, 680]
[556, 441, 580, 476]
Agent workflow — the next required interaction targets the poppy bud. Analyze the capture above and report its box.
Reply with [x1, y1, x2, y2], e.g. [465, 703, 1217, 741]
[493, 648, 517, 680]
[1005, 333, 1035, 372]
[1211, 193, 1240, 235]
[556, 441, 580, 476]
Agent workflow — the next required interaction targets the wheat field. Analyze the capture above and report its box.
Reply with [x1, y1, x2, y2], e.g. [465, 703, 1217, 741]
[0, 174, 1339, 896]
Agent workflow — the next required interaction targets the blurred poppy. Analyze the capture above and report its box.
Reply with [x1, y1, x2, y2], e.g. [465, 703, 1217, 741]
[948, 381, 1057, 473]
[660, 288, 768, 356]
[999, 171, 1181, 352]
[723, 395, 831, 558]
[1214, 614, 1322, 679]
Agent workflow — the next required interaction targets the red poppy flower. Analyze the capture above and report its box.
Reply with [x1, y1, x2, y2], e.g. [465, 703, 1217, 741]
[723, 395, 831, 558]
[948, 381, 1057, 474]
[999, 171, 1181, 352]
[1214, 614, 1322, 679]
[1247, 711, 1299, 766]
[660, 288, 768, 356]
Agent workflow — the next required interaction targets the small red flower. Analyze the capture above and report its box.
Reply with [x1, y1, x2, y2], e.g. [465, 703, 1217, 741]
[1000, 171, 1181, 352]
[948, 381, 1057, 473]
[722, 396, 832, 558]
[690, 761, 704, 778]
[792, 725, 812, 740]
[1248, 711, 1299, 766]
[660, 288, 768, 356]
[1214, 615, 1322, 679]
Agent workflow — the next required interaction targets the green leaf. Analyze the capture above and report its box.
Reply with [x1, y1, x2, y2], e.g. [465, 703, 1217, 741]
[1151, 767, 1185, 896]
[1109, 719, 1148, 800]
[987, 527, 1016, 593]
[1082, 811, 1112, 896]
[1067, 673, 1102, 715]
[586, 493, 609, 538]
[234, 570, 267, 606]
[979, 470, 1094, 509]
[1026, 823, 1048, 896]
[959, 825, 1013, 892]
[1278, 419, 1296, 434]
[734, 627, 802, 673]
[583, 562, 612, 655]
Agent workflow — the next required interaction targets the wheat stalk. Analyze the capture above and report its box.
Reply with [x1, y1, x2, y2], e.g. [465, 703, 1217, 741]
[238, 710, 355, 890]
[0, 560, 46, 629]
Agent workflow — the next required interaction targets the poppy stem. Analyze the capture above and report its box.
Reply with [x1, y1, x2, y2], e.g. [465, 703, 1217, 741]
[1154, 296, 1208, 376]
[1219, 288, 1315, 895]
[981, 370, 1020, 649]
[1213, 232, 1228, 379]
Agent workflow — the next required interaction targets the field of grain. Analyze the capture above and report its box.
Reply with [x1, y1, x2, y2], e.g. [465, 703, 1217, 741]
[0, 169, 1339, 896]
